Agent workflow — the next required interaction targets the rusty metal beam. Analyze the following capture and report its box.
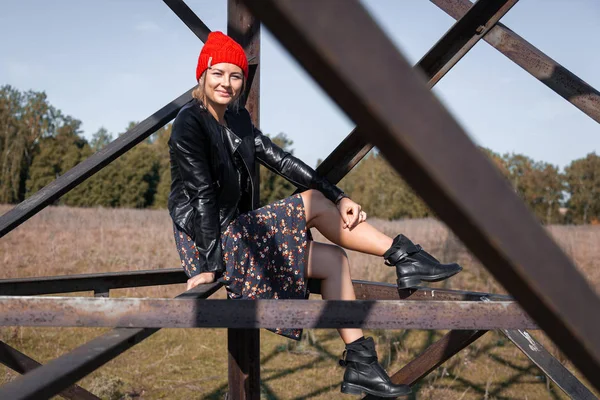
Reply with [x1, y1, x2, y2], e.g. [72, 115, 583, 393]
[227, 2, 261, 399]
[299, 0, 518, 191]
[502, 329, 598, 399]
[419, 0, 519, 88]
[0, 89, 194, 238]
[0, 283, 222, 400]
[309, 279, 513, 301]
[431, 0, 600, 124]
[303, 0, 517, 188]
[239, 0, 600, 391]
[357, 283, 595, 398]
[1, 269, 509, 301]
[163, 0, 211, 42]
[0, 268, 188, 296]
[0, 297, 536, 330]
[383, 330, 487, 391]
[355, 280, 512, 301]
[0, 341, 100, 400]
[476, 295, 598, 399]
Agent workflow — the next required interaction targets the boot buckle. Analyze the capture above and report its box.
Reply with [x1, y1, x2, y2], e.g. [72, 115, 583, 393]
[338, 350, 348, 367]
[384, 243, 423, 266]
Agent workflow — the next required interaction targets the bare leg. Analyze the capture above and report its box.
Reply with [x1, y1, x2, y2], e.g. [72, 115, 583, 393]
[301, 190, 393, 255]
[306, 241, 363, 344]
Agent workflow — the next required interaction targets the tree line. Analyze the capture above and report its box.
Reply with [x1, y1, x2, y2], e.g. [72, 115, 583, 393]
[2, 85, 599, 224]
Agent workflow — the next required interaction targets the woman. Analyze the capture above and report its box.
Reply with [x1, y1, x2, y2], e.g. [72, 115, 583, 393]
[168, 31, 462, 398]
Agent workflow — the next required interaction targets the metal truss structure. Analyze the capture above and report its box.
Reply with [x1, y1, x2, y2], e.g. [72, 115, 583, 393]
[1, 0, 599, 398]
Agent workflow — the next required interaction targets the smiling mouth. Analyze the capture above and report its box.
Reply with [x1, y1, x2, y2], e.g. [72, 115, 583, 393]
[216, 91, 231, 97]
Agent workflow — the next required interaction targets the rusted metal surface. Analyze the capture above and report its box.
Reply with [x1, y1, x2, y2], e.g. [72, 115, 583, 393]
[296, 0, 517, 193]
[227, 329, 261, 400]
[309, 279, 512, 301]
[359, 283, 595, 397]
[0, 268, 188, 296]
[503, 329, 598, 399]
[227, 2, 261, 398]
[477, 296, 598, 399]
[431, 0, 600, 124]
[375, 330, 487, 393]
[0, 88, 194, 239]
[1, 272, 508, 301]
[229, 0, 260, 126]
[162, 0, 211, 42]
[0, 297, 536, 330]
[0, 283, 222, 400]
[355, 280, 512, 301]
[239, 0, 600, 391]
[0, 341, 100, 400]
[418, 0, 519, 88]
[313, 127, 373, 185]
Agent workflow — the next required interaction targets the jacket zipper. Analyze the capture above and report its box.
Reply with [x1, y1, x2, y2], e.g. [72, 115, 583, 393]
[224, 125, 255, 209]
[239, 151, 255, 209]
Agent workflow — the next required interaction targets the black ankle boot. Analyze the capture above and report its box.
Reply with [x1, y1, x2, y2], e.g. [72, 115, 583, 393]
[339, 337, 411, 398]
[384, 234, 462, 289]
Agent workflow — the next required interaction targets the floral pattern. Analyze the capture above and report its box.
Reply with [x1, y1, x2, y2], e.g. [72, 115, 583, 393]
[172, 193, 310, 340]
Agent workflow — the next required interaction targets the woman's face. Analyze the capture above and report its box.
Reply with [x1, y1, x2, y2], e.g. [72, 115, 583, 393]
[203, 62, 244, 107]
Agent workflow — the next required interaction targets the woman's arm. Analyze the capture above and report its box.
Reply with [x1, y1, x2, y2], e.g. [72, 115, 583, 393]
[253, 125, 348, 204]
[171, 117, 223, 276]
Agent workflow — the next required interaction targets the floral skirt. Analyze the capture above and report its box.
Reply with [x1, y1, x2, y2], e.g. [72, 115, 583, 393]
[172, 193, 311, 340]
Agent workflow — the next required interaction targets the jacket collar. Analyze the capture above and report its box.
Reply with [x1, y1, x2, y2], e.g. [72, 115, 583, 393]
[221, 124, 242, 153]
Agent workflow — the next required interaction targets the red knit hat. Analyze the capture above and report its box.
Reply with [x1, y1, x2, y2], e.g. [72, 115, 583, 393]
[196, 31, 249, 81]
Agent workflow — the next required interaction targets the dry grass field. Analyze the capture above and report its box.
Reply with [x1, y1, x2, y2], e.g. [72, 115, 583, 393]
[1, 204, 599, 399]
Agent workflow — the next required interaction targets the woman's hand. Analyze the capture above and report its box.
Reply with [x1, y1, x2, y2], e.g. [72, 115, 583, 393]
[186, 271, 216, 290]
[336, 197, 367, 230]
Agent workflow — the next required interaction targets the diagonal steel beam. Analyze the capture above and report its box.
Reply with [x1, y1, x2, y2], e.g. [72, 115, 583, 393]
[419, 0, 518, 88]
[375, 330, 487, 391]
[364, 294, 596, 398]
[0, 341, 100, 400]
[0, 88, 194, 238]
[163, 0, 211, 42]
[308, 0, 518, 187]
[502, 329, 598, 399]
[0, 0, 215, 240]
[478, 296, 598, 399]
[0, 283, 222, 400]
[431, 0, 600, 124]
[239, 0, 600, 391]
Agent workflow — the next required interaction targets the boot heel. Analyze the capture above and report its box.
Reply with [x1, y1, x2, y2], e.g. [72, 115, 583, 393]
[341, 382, 363, 395]
[397, 276, 420, 289]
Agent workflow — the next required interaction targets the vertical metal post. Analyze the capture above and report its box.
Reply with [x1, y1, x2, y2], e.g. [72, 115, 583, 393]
[227, 1, 261, 399]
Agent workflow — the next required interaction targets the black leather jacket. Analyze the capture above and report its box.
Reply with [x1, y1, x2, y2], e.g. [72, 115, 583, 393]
[168, 99, 346, 275]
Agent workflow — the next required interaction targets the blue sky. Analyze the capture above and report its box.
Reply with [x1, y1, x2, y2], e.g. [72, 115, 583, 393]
[1, 0, 599, 170]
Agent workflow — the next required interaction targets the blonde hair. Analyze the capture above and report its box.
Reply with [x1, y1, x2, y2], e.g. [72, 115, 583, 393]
[192, 69, 246, 112]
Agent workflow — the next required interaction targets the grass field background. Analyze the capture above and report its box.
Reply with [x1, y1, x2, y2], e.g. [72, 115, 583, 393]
[1, 204, 599, 399]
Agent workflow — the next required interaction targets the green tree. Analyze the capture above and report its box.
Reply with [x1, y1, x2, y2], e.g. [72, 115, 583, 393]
[259, 132, 296, 206]
[25, 117, 91, 206]
[90, 127, 113, 152]
[0, 86, 54, 203]
[503, 154, 564, 224]
[339, 151, 430, 220]
[152, 124, 173, 209]
[564, 153, 600, 224]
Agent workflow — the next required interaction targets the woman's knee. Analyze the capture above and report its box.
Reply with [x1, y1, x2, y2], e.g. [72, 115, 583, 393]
[307, 242, 349, 279]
